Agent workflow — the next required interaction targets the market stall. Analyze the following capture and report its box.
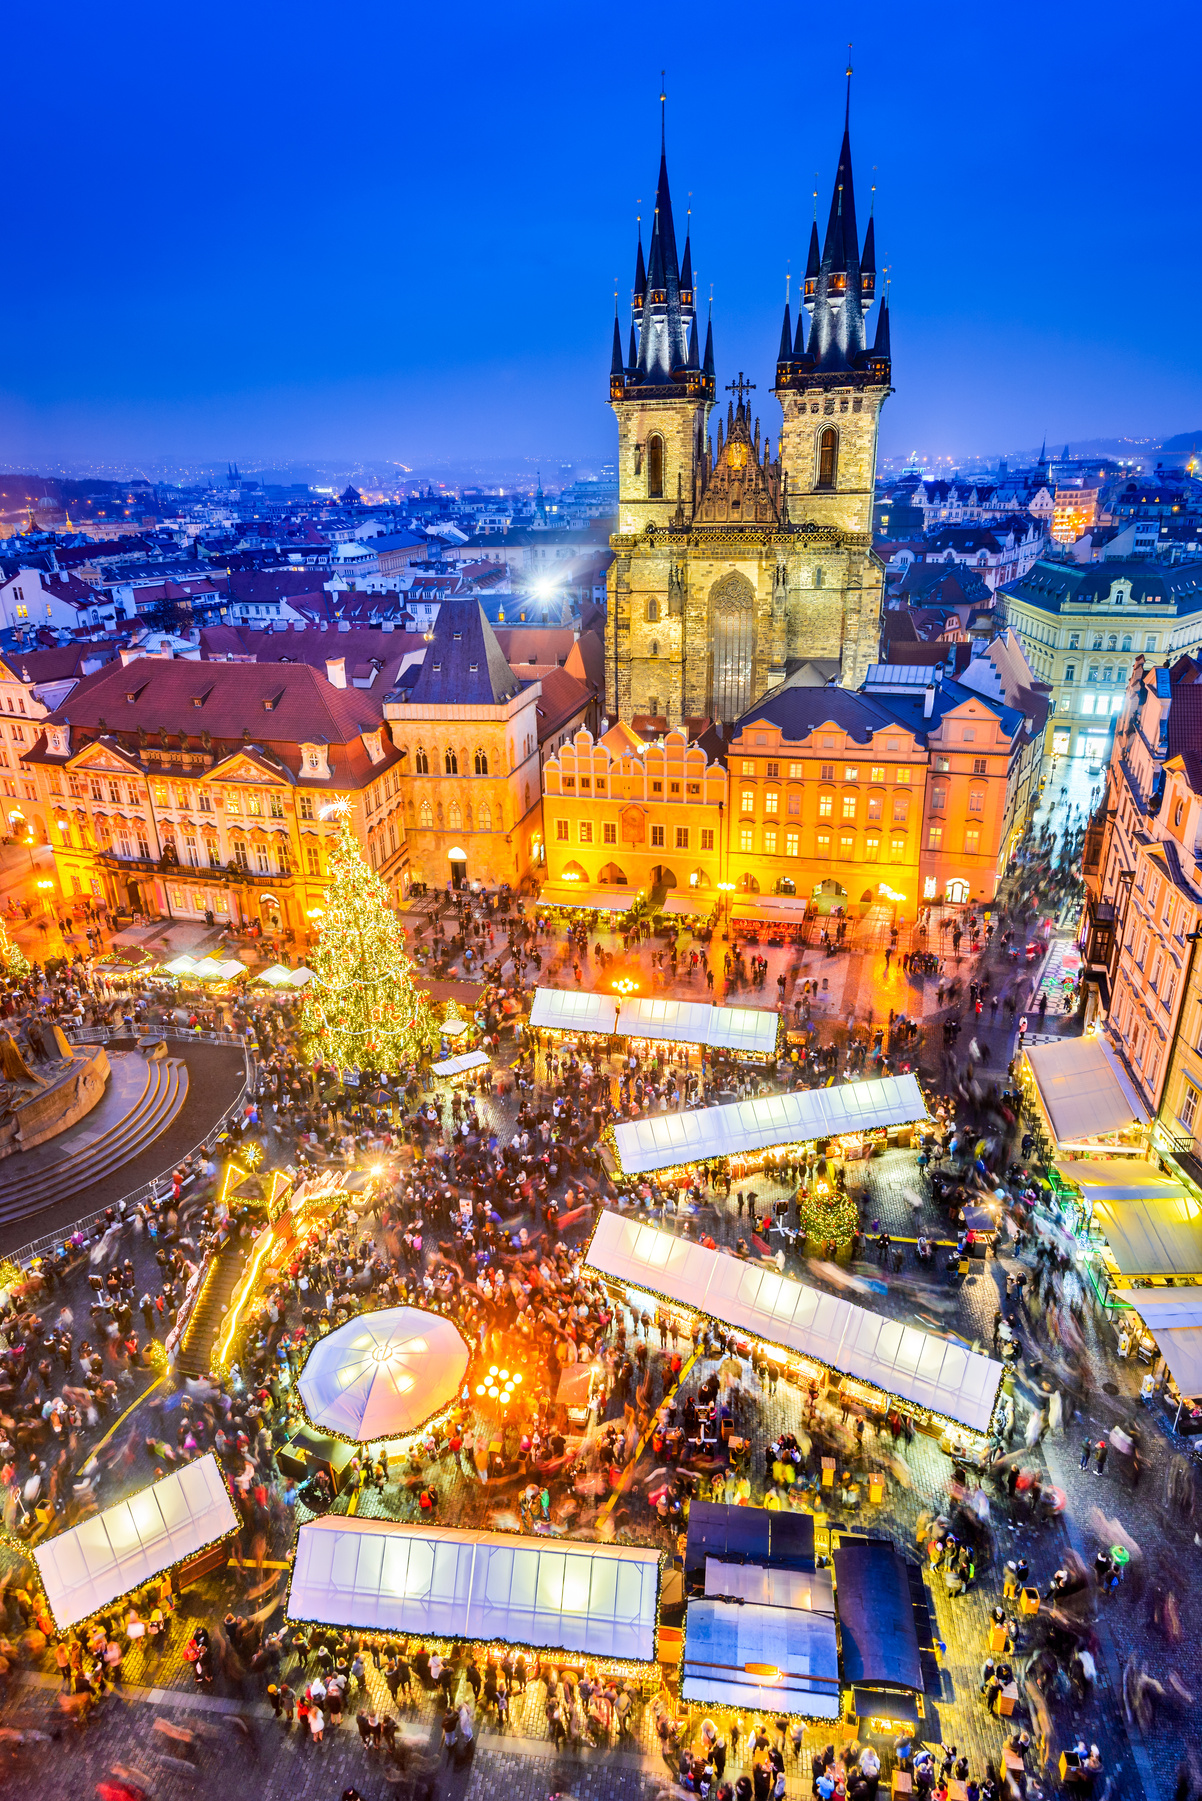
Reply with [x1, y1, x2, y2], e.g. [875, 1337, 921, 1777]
[298, 1307, 470, 1444]
[528, 987, 780, 1061]
[529, 988, 618, 1036]
[585, 1212, 1002, 1434]
[684, 1501, 815, 1591]
[287, 1517, 661, 1662]
[34, 1453, 238, 1632]
[1020, 1037, 1150, 1156]
[431, 1049, 491, 1081]
[610, 1072, 928, 1176]
[682, 1593, 840, 1716]
[832, 1540, 926, 1737]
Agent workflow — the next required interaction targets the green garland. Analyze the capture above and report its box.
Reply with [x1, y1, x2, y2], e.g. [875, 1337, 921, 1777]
[795, 1184, 859, 1247]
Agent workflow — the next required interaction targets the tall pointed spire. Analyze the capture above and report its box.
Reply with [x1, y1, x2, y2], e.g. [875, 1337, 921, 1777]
[622, 80, 707, 394]
[703, 304, 715, 379]
[611, 311, 625, 377]
[873, 289, 890, 358]
[778, 299, 793, 363]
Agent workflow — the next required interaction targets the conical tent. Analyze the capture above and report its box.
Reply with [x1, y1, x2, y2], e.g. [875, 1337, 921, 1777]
[298, 1307, 469, 1442]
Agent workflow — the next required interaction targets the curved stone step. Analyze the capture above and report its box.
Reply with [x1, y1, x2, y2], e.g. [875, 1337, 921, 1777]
[0, 1059, 190, 1226]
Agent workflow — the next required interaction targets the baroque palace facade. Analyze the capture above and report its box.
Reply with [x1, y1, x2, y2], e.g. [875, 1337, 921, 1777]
[605, 100, 892, 728]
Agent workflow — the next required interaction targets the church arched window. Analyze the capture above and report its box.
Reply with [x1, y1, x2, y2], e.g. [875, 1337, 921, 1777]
[817, 427, 838, 489]
[444, 747, 458, 775]
[418, 799, 433, 827]
[478, 801, 492, 830]
[474, 748, 488, 775]
[414, 746, 429, 773]
[647, 434, 664, 498]
[646, 596, 658, 622]
[448, 800, 462, 830]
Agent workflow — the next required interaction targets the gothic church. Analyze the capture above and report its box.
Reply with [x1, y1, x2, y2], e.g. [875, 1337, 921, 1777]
[605, 96, 892, 727]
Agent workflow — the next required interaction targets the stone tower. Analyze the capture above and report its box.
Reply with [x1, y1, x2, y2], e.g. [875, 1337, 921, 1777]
[606, 94, 892, 727]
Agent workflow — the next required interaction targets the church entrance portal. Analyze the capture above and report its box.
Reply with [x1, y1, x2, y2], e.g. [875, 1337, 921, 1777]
[709, 571, 755, 721]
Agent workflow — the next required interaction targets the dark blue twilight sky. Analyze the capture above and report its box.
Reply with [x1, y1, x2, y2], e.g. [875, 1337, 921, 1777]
[2, 0, 1200, 474]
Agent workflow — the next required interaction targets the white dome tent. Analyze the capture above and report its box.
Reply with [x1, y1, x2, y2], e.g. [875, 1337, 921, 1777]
[298, 1307, 469, 1443]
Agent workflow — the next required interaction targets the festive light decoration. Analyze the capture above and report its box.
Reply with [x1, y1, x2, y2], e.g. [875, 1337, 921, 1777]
[0, 917, 29, 981]
[796, 1183, 859, 1247]
[299, 813, 437, 1074]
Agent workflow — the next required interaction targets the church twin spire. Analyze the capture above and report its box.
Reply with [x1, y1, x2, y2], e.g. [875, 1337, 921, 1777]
[613, 81, 888, 404]
[779, 79, 890, 383]
[610, 97, 713, 403]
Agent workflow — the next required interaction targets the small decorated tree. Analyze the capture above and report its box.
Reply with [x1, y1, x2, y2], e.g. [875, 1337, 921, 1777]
[299, 809, 436, 1075]
[0, 916, 29, 981]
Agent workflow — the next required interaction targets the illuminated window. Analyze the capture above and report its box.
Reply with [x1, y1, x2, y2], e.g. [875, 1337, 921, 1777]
[741, 789, 755, 814]
[867, 793, 883, 821]
[647, 434, 664, 498]
[741, 760, 756, 775]
[870, 766, 885, 781]
[841, 793, 856, 820]
[865, 835, 880, 861]
[763, 828, 778, 854]
[817, 427, 838, 489]
[818, 792, 833, 818]
[788, 762, 804, 778]
[843, 767, 858, 783]
[579, 822, 593, 843]
[969, 789, 984, 813]
[785, 832, 799, 857]
[298, 794, 315, 819]
[739, 826, 754, 851]
[928, 825, 943, 850]
[839, 832, 854, 856]
[896, 767, 911, 784]
[816, 831, 831, 856]
[930, 787, 946, 811]
[964, 827, 980, 854]
[764, 791, 778, 814]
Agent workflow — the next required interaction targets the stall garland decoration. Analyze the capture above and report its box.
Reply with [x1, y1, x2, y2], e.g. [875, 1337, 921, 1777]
[581, 1214, 1000, 1449]
[299, 810, 438, 1075]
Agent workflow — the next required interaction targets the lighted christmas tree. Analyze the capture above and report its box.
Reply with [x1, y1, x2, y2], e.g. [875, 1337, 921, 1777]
[298, 810, 436, 1074]
[0, 916, 29, 981]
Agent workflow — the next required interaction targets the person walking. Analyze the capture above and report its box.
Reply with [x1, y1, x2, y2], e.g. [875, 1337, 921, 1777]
[1080, 1437, 1093, 1472]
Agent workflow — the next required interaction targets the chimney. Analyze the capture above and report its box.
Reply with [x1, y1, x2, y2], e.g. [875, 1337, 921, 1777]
[923, 683, 936, 719]
[326, 656, 347, 689]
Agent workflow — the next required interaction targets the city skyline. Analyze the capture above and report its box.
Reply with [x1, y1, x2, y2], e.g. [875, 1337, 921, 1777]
[2, 0, 1200, 470]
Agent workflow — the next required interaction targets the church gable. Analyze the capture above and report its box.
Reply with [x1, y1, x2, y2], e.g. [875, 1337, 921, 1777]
[692, 396, 783, 528]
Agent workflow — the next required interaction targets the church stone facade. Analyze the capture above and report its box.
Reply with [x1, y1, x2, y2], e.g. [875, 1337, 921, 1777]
[605, 104, 892, 728]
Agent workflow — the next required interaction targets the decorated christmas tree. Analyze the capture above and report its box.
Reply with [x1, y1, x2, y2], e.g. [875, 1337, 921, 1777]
[0, 916, 29, 981]
[299, 810, 436, 1075]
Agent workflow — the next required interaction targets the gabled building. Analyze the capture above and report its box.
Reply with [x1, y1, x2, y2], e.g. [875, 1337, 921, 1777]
[382, 599, 546, 890]
[23, 659, 407, 932]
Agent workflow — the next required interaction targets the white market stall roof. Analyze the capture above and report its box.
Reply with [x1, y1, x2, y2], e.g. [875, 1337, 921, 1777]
[732, 895, 809, 921]
[538, 885, 634, 912]
[35, 1454, 237, 1632]
[1054, 1159, 1173, 1189]
[1113, 1289, 1202, 1329]
[682, 1597, 840, 1715]
[585, 1211, 1001, 1432]
[288, 1517, 661, 1661]
[432, 1050, 490, 1078]
[529, 987, 779, 1057]
[1024, 1037, 1150, 1144]
[299, 1307, 470, 1442]
[612, 1072, 927, 1174]
[530, 988, 618, 1035]
[663, 892, 713, 915]
[1152, 1327, 1202, 1396]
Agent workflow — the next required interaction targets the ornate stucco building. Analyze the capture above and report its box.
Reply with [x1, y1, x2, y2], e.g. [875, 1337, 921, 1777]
[605, 101, 892, 728]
